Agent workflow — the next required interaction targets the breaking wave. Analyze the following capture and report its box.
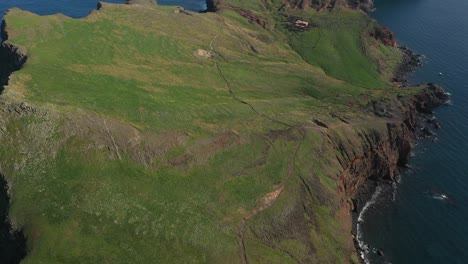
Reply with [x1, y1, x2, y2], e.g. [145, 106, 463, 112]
[356, 186, 383, 264]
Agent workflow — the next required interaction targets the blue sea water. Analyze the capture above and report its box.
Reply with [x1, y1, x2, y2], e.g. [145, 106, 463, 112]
[358, 0, 468, 263]
[0, 0, 466, 263]
[0, 0, 206, 23]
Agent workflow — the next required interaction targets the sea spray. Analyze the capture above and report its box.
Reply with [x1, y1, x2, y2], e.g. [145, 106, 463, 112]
[356, 186, 383, 264]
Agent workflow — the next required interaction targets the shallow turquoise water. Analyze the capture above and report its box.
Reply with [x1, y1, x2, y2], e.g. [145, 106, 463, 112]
[359, 0, 468, 263]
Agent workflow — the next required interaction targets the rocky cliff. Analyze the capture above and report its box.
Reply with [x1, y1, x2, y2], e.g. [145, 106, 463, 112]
[0, 20, 27, 91]
[333, 83, 448, 219]
[370, 26, 398, 47]
[241, 84, 449, 263]
[283, 0, 374, 12]
[207, 0, 374, 12]
[0, 2, 449, 263]
[206, 0, 220, 12]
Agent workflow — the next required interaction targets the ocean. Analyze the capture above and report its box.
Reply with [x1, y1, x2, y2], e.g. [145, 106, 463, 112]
[0, 0, 466, 263]
[359, 0, 468, 263]
[0, 0, 206, 21]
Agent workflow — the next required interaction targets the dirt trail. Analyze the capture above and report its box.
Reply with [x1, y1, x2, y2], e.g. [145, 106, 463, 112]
[209, 20, 293, 129]
[235, 128, 305, 264]
[207, 18, 310, 263]
[208, 15, 397, 262]
[207, 13, 406, 262]
[244, 127, 305, 220]
[208, 16, 304, 211]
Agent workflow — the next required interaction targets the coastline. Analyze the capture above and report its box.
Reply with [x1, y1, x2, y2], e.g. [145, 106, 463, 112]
[393, 47, 422, 84]
[0, 1, 453, 263]
[202, 1, 448, 261]
[350, 83, 449, 263]
[349, 25, 449, 263]
[338, 4, 448, 262]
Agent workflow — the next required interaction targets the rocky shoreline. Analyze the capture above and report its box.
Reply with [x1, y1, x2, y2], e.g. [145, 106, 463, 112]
[393, 46, 423, 84]
[0, 1, 451, 263]
[343, 5, 450, 262]
[349, 84, 449, 263]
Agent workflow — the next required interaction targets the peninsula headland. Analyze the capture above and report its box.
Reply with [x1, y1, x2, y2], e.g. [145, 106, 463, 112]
[0, 0, 448, 263]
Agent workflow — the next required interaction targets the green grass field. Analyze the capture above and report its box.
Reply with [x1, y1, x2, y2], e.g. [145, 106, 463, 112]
[0, 1, 406, 263]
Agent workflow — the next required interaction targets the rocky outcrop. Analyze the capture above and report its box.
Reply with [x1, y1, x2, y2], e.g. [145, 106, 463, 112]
[370, 26, 398, 47]
[393, 47, 422, 84]
[347, 0, 374, 11]
[0, 20, 28, 261]
[205, 0, 222, 12]
[285, 0, 374, 11]
[334, 84, 448, 212]
[0, 19, 28, 92]
[204, 0, 374, 13]
[327, 83, 448, 261]
[237, 8, 266, 28]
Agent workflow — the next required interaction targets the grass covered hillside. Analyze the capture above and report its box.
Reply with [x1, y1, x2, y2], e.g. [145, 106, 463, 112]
[0, 0, 410, 263]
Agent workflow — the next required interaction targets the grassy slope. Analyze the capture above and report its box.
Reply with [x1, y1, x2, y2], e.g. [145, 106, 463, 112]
[0, 1, 404, 263]
[281, 8, 402, 89]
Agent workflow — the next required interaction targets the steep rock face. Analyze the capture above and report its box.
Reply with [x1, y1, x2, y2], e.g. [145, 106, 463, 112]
[370, 26, 398, 47]
[205, 0, 374, 12]
[347, 0, 373, 11]
[334, 84, 448, 211]
[237, 8, 266, 28]
[206, 0, 222, 11]
[286, 0, 374, 11]
[0, 19, 27, 91]
[245, 85, 448, 262]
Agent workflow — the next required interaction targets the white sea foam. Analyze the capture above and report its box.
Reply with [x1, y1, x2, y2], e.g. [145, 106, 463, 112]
[356, 186, 383, 264]
[392, 182, 398, 202]
[433, 194, 448, 201]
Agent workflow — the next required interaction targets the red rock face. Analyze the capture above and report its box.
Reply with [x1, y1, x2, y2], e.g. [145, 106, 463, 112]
[371, 27, 398, 47]
[333, 84, 448, 210]
[237, 8, 266, 28]
[285, 0, 374, 11]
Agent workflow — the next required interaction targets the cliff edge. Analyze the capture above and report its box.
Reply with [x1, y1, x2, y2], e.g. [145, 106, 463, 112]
[0, 1, 448, 263]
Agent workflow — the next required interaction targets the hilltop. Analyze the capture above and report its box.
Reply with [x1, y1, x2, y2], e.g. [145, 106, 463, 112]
[0, 0, 447, 263]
